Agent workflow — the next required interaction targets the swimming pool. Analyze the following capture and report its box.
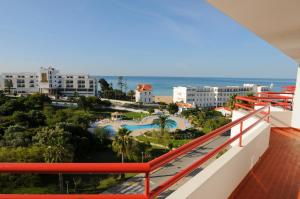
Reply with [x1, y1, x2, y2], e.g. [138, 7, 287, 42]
[121, 119, 177, 131]
[103, 125, 116, 136]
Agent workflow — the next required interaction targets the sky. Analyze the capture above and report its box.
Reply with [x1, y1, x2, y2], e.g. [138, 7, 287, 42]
[0, 0, 297, 79]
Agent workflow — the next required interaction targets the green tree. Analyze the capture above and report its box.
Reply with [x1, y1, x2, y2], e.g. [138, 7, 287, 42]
[4, 79, 13, 94]
[77, 96, 90, 111]
[117, 76, 125, 92]
[127, 90, 135, 101]
[12, 111, 30, 126]
[94, 127, 109, 145]
[28, 110, 46, 127]
[148, 108, 155, 114]
[152, 115, 169, 136]
[167, 103, 179, 114]
[34, 126, 74, 193]
[112, 128, 133, 163]
[98, 78, 111, 92]
[3, 125, 31, 147]
[227, 94, 237, 110]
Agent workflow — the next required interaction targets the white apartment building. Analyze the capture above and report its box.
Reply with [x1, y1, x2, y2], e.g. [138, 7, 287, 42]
[173, 84, 270, 108]
[135, 84, 153, 103]
[0, 72, 39, 94]
[0, 66, 97, 97]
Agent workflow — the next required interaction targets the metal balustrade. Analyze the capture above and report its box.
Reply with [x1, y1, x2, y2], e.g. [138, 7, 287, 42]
[0, 105, 271, 199]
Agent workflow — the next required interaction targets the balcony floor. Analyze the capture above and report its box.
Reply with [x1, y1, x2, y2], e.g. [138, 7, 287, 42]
[229, 127, 300, 199]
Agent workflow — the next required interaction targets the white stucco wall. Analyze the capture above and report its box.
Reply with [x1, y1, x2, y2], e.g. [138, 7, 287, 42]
[292, 65, 300, 128]
[270, 111, 292, 127]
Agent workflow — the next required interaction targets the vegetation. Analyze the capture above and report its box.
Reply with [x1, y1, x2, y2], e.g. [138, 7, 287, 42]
[0, 93, 150, 193]
[152, 115, 174, 136]
[181, 108, 231, 133]
[98, 78, 134, 101]
[137, 128, 205, 148]
[123, 112, 149, 120]
[167, 103, 179, 114]
[112, 128, 133, 163]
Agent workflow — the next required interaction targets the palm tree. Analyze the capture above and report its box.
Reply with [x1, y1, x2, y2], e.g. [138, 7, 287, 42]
[227, 94, 237, 110]
[152, 115, 170, 136]
[112, 128, 133, 163]
[34, 126, 73, 193]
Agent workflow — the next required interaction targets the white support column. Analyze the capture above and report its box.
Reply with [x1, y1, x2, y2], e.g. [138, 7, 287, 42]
[291, 64, 300, 128]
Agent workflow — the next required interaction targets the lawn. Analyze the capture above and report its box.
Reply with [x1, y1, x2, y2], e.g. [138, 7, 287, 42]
[123, 112, 149, 120]
[136, 135, 190, 148]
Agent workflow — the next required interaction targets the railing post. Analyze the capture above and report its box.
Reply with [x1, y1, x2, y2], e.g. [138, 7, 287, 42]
[267, 105, 271, 123]
[145, 172, 150, 199]
[239, 121, 243, 147]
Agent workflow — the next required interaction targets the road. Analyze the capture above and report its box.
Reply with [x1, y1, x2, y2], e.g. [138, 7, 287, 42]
[104, 134, 229, 198]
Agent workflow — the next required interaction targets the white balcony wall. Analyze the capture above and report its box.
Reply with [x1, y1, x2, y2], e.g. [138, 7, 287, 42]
[292, 65, 300, 128]
[167, 121, 270, 199]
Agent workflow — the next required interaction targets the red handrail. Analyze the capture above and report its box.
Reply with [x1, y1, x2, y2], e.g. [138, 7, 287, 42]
[0, 106, 270, 199]
[235, 93, 293, 111]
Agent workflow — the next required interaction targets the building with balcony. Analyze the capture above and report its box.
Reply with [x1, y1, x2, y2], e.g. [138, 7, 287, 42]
[0, 72, 39, 94]
[0, 66, 97, 97]
[173, 84, 269, 108]
[0, 1, 299, 199]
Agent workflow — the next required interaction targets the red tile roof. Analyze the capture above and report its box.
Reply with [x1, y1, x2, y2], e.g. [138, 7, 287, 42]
[215, 106, 231, 111]
[229, 127, 300, 199]
[176, 102, 193, 108]
[136, 84, 153, 92]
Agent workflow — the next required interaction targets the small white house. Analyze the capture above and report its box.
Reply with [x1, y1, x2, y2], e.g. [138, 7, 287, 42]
[176, 102, 194, 113]
[215, 107, 232, 117]
[135, 84, 153, 104]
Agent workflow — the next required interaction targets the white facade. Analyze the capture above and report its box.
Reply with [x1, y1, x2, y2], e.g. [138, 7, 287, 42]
[0, 72, 39, 94]
[0, 66, 96, 97]
[173, 84, 270, 108]
[135, 84, 153, 104]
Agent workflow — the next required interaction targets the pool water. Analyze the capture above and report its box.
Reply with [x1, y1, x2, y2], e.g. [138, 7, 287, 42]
[121, 119, 177, 131]
[103, 125, 116, 136]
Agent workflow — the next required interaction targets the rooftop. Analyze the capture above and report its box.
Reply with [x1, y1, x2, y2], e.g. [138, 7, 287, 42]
[136, 84, 153, 92]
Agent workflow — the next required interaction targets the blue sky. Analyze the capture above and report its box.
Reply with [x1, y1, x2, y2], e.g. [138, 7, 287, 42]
[0, 0, 297, 78]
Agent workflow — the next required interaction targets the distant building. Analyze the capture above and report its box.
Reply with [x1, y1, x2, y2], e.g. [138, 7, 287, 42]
[0, 66, 97, 97]
[135, 84, 153, 103]
[173, 84, 270, 108]
[215, 107, 232, 117]
[176, 102, 194, 113]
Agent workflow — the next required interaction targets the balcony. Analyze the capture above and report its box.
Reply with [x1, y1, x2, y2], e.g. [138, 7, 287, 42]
[0, 90, 298, 199]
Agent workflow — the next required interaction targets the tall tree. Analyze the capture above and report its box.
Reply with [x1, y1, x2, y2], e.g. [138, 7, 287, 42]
[152, 115, 170, 136]
[167, 103, 179, 114]
[227, 94, 237, 110]
[4, 79, 13, 94]
[98, 78, 111, 91]
[117, 76, 124, 92]
[112, 128, 133, 163]
[77, 96, 90, 111]
[34, 126, 73, 193]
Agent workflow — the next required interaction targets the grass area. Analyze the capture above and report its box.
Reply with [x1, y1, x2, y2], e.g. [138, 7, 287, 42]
[136, 135, 190, 148]
[123, 112, 149, 120]
[9, 185, 58, 194]
[97, 173, 137, 191]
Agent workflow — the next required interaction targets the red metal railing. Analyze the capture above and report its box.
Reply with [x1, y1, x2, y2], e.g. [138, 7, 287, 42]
[235, 92, 294, 111]
[0, 106, 270, 199]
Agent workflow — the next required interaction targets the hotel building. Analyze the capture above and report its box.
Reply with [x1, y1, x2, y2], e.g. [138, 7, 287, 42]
[135, 84, 154, 103]
[173, 84, 270, 108]
[0, 66, 97, 97]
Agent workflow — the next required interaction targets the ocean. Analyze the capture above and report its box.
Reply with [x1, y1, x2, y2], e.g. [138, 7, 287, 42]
[96, 76, 295, 96]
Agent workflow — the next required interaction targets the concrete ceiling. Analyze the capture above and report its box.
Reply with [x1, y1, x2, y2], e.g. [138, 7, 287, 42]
[208, 0, 300, 64]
